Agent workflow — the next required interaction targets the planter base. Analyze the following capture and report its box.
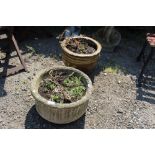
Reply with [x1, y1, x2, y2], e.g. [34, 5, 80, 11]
[36, 100, 88, 124]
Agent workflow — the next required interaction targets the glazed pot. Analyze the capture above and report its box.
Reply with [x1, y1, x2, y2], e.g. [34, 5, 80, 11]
[31, 66, 93, 124]
[60, 36, 102, 72]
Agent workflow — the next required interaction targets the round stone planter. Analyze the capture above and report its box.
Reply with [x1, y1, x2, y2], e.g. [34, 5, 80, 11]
[93, 28, 121, 52]
[60, 36, 102, 72]
[31, 66, 93, 124]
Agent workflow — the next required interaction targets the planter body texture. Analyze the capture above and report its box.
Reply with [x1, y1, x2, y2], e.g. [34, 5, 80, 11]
[31, 66, 93, 124]
[61, 36, 102, 72]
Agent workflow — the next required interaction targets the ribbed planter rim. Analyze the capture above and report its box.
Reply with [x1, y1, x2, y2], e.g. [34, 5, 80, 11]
[61, 36, 102, 57]
[31, 66, 93, 109]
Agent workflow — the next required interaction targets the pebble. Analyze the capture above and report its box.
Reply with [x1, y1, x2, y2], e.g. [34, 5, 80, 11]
[118, 80, 121, 84]
[22, 88, 27, 91]
[117, 110, 123, 114]
[15, 92, 19, 95]
[28, 76, 31, 80]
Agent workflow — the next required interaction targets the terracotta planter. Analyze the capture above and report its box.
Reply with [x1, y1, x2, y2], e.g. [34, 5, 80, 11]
[60, 36, 102, 72]
[31, 66, 93, 124]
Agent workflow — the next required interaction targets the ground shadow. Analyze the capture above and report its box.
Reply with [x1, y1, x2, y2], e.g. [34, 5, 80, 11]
[87, 49, 106, 83]
[136, 74, 155, 104]
[20, 36, 62, 62]
[87, 27, 155, 105]
[18, 27, 104, 62]
[0, 47, 25, 97]
[87, 27, 145, 82]
[25, 105, 85, 129]
[0, 49, 9, 97]
[14, 27, 65, 42]
[0, 77, 7, 97]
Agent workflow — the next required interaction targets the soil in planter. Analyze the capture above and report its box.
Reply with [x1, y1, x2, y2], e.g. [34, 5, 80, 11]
[66, 38, 96, 54]
[38, 70, 87, 104]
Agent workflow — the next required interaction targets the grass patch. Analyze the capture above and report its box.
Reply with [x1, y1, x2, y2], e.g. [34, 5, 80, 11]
[103, 60, 128, 74]
[26, 45, 37, 55]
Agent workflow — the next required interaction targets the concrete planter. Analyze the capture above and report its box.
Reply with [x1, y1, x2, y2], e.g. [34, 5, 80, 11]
[31, 66, 93, 124]
[60, 36, 102, 72]
[93, 28, 121, 52]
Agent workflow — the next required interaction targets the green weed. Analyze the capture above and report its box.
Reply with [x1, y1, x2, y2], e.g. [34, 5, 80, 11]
[51, 94, 61, 103]
[26, 45, 37, 55]
[68, 86, 86, 98]
[103, 61, 128, 74]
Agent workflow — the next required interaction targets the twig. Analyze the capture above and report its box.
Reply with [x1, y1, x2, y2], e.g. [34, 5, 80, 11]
[48, 70, 72, 102]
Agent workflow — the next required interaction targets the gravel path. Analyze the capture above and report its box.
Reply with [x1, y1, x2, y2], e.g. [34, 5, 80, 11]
[0, 30, 155, 129]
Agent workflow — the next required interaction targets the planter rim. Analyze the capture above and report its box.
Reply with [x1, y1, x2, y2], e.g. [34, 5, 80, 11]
[61, 36, 102, 57]
[31, 66, 93, 109]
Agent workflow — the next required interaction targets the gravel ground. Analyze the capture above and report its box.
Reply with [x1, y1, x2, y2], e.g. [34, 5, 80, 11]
[0, 30, 155, 129]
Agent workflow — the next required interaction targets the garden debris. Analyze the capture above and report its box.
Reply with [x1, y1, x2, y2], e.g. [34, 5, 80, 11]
[38, 70, 86, 103]
[66, 38, 96, 54]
